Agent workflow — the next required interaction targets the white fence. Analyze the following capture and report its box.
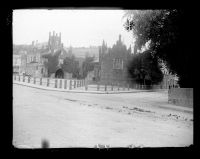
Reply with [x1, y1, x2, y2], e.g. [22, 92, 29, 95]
[13, 75, 86, 90]
[13, 74, 168, 92]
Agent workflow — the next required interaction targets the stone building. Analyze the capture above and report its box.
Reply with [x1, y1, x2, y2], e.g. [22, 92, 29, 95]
[99, 35, 132, 85]
[13, 55, 22, 74]
[25, 48, 48, 77]
[48, 31, 63, 53]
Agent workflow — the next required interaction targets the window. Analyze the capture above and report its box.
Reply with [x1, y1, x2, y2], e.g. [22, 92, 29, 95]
[113, 58, 123, 70]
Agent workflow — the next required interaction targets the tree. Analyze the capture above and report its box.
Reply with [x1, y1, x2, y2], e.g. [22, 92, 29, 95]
[82, 56, 95, 78]
[61, 55, 80, 78]
[124, 10, 193, 87]
[43, 50, 60, 77]
[128, 50, 163, 85]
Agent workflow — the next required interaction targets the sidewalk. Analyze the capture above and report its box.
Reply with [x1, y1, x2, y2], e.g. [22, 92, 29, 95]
[13, 81, 152, 94]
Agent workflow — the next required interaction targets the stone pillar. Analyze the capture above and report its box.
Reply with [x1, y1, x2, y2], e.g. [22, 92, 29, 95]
[47, 78, 49, 87]
[74, 80, 76, 88]
[64, 80, 67, 89]
[55, 79, 57, 88]
[60, 79, 62, 88]
[69, 80, 72, 90]
[40, 78, 42, 85]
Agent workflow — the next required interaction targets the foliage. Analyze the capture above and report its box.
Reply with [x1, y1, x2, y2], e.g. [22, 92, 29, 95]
[124, 10, 193, 87]
[82, 56, 95, 78]
[61, 55, 80, 78]
[128, 50, 163, 85]
[43, 50, 60, 77]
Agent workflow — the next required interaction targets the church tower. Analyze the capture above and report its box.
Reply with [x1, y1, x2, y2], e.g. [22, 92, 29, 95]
[48, 31, 62, 53]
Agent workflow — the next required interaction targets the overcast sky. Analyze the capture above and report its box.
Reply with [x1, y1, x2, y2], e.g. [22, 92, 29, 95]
[13, 9, 135, 49]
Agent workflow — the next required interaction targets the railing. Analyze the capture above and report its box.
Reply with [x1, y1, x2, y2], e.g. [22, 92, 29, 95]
[13, 74, 168, 91]
[13, 75, 86, 90]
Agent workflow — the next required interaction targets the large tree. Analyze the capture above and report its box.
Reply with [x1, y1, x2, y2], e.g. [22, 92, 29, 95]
[43, 50, 60, 77]
[128, 50, 163, 85]
[82, 55, 95, 78]
[61, 55, 80, 78]
[124, 10, 193, 87]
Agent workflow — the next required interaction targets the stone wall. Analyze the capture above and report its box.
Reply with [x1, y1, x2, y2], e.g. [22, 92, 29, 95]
[168, 88, 193, 107]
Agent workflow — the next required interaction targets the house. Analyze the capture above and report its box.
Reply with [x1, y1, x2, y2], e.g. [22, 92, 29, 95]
[13, 55, 21, 74]
[98, 35, 133, 85]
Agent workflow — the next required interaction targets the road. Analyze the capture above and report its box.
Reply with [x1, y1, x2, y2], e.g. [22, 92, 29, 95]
[13, 83, 193, 148]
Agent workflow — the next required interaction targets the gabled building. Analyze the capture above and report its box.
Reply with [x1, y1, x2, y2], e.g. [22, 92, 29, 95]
[99, 35, 133, 84]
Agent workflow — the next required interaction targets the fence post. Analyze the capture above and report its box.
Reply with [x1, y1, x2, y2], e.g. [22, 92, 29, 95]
[55, 79, 57, 88]
[85, 81, 88, 91]
[28, 76, 30, 83]
[46, 78, 49, 87]
[23, 75, 25, 82]
[69, 80, 72, 90]
[105, 84, 107, 91]
[40, 78, 42, 85]
[60, 79, 62, 88]
[74, 80, 76, 88]
[14, 75, 16, 81]
[64, 79, 67, 89]
[97, 83, 100, 91]
[111, 83, 113, 91]
[128, 84, 130, 91]
[118, 83, 120, 91]
[123, 83, 125, 91]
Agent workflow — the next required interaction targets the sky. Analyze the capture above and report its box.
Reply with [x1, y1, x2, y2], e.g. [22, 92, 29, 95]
[13, 9, 135, 50]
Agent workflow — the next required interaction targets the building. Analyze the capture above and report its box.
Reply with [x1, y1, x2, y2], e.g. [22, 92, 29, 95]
[48, 31, 63, 53]
[25, 48, 48, 77]
[13, 55, 21, 74]
[99, 35, 132, 84]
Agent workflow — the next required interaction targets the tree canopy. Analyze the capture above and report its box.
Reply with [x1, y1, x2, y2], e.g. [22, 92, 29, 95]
[82, 55, 95, 78]
[128, 50, 163, 85]
[124, 10, 193, 87]
[61, 55, 80, 78]
[43, 50, 60, 77]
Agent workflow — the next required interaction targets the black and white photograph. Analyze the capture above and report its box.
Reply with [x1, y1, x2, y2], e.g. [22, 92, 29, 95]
[12, 9, 193, 148]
